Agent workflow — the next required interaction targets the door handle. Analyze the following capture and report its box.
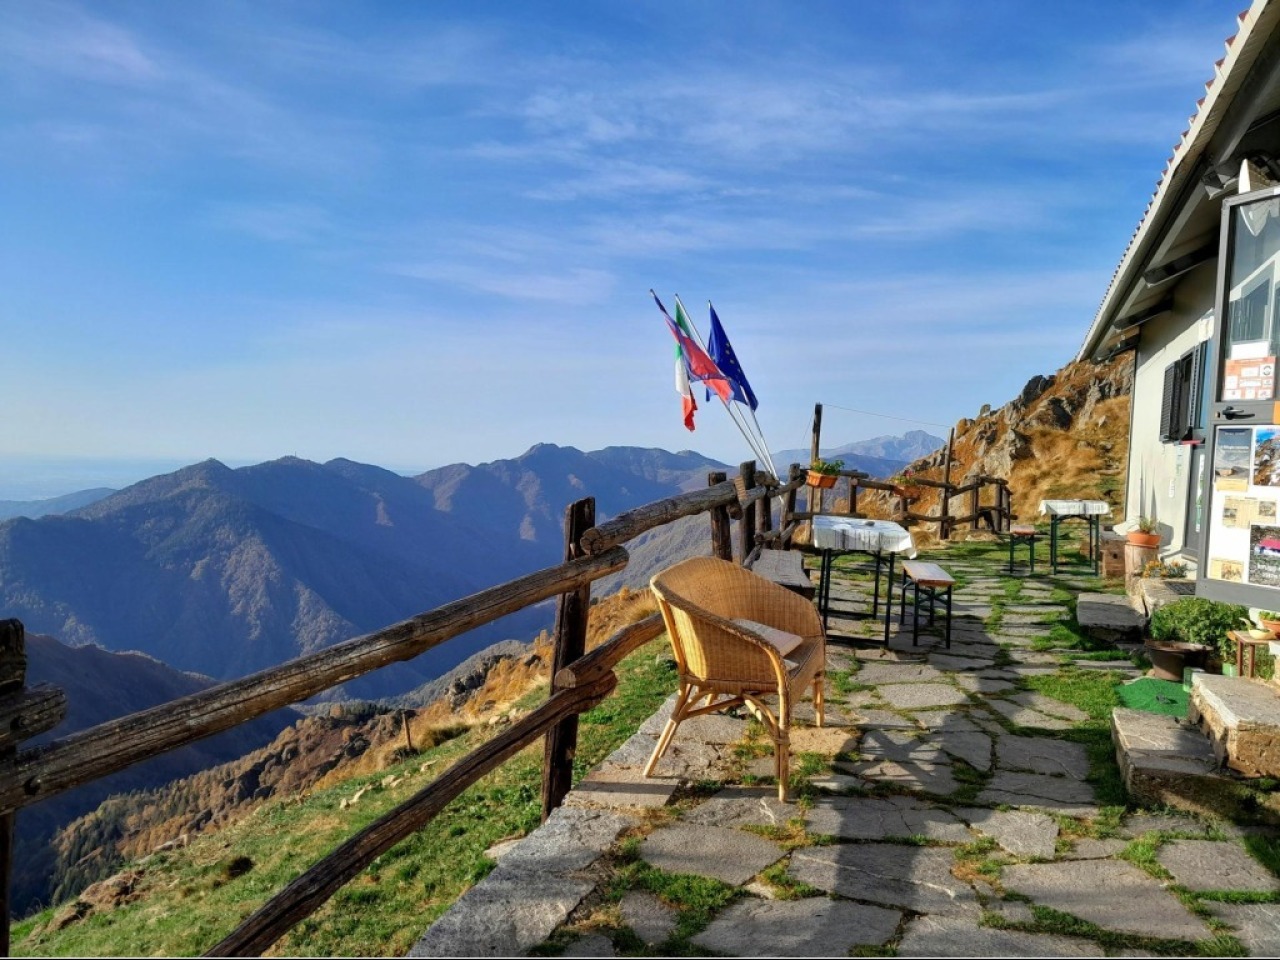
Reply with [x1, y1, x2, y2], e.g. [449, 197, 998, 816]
[1222, 406, 1256, 419]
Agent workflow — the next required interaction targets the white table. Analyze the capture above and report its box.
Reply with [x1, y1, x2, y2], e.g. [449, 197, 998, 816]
[1038, 500, 1111, 574]
[811, 517, 917, 643]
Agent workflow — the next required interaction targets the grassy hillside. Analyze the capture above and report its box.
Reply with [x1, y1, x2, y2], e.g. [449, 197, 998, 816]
[13, 590, 665, 957]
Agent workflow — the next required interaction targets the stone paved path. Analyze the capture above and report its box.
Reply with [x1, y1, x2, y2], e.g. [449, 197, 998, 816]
[410, 543, 1280, 957]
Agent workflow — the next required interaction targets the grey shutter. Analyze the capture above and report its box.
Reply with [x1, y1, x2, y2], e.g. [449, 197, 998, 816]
[1186, 342, 1207, 433]
[1159, 362, 1179, 442]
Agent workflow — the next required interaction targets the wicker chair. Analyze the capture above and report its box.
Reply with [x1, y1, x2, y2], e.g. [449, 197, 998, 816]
[646, 556, 826, 801]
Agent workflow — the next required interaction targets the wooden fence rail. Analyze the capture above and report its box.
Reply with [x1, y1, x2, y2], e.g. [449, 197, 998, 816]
[0, 462, 792, 956]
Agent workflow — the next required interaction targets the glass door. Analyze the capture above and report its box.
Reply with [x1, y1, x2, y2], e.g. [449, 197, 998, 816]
[1200, 185, 1280, 604]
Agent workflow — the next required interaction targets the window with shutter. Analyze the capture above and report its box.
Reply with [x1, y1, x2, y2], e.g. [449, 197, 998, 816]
[1159, 361, 1180, 441]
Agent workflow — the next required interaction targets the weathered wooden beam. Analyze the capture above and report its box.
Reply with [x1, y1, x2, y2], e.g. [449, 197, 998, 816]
[579, 481, 738, 555]
[0, 684, 66, 751]
[0, 547, 629, 815]
[542, 498, 595, 821]
[553, 613, 665, 689]
[739, 461, 757, 565]
[205, 671, 618, 958]
[0, 621, 25, 697]
[708, 472, 733, 561]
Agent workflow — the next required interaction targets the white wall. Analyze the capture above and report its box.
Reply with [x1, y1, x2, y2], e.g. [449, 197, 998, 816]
[1123, 260, 1216, 558]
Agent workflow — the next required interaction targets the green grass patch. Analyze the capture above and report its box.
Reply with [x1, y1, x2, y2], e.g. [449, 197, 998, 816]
[1116, 678, 1188, 718]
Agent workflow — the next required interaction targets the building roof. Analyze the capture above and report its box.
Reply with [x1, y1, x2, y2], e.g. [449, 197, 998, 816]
[1077, 0, 1280, 361]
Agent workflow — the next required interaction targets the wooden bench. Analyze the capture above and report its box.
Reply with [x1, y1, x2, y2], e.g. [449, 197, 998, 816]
[898, 560, 956, 648]
[748, 549, 816, 600]
[1007, 524, 1038, 575]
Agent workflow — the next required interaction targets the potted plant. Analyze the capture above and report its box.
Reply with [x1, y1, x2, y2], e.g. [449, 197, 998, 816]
[1148, 596, 1248, 680]
[807, 457, 843, 489]
[1258, 610, 1280, 636]
[889, 468, 923, 500]
[1127, 516, 1161, 548]
[1142, 559, 1188, 579]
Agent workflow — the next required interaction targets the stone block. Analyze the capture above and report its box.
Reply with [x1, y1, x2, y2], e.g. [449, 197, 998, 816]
[1190, 674, 1280, 777]
[1076, 593, 1145, 642]
[1110, 708, 1240, 818]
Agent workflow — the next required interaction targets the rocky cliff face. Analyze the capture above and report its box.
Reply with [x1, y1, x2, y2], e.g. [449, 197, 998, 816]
[859, 355, 1133, 530]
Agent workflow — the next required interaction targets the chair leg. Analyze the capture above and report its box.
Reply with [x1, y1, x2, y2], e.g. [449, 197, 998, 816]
[813, 675, 825, 727]
[644, 682, 695, 777]
[775, 725, 790, 802]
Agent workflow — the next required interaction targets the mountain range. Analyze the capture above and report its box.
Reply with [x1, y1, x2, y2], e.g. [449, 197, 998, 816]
[0, 445, 732, 701]
[771, 429, 945, 476]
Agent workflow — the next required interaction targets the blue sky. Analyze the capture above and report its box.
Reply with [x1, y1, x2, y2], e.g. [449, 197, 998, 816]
[0, 1, 1246, 496]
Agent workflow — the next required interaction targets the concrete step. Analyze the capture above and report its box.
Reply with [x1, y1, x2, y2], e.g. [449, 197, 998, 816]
[1189, 674, 1280, 778]
[1076, 593, 1145, 642]
[1110, 708, 1240, 818]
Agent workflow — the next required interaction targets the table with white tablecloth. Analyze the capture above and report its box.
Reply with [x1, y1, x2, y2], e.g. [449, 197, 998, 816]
[1038, 499, 1111, 575]
[811, 516, 917, 643]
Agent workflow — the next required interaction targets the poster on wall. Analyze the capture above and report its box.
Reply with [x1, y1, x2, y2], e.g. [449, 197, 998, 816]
[1247, 523, 1280, 586]
[1210, 557, 1245, 581]
[1215, 427, 1253, 491]
[1222, 356, 1276, 400]
[1254, 428, 1280, 486]
[1223, 496, 1278, 528]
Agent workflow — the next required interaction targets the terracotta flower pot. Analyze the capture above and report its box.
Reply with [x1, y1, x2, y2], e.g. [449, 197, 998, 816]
[807, 472, 837, 489]
[1127, 531, 1161, 548]
[895, 485, 923, 500]
[1259, 618, 1280, 636]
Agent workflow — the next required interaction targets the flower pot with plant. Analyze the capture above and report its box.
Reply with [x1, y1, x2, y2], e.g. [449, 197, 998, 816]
[1258, 610, 1280, 636]
[807, 457, 843, 489]
[1148, 595, 1249, 678]
[1127, 516, 1161, 548]
[889, 468, 923, 500]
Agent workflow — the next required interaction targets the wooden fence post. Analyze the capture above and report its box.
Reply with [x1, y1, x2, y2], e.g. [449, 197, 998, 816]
[738, 461, 757, 563]
[708, 472, 734, 560]
[783, 465, 801, 546]
[0, 619, 65, 956]
[542, 498, 595, 821]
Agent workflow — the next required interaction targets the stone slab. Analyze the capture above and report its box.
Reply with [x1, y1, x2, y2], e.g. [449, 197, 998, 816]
[1190, 673, 1280, 777]
[561, 934, 616, 957]
[639, 824, 783, 886]
[955, 674, 1018, 696]
[878, 683, 971, 710]
[856, 728, 945, 763]
[804, 795, 970, 843]
[1117, 813, 1215, 838]
[1110, 709, 1239, 817]
[928, 654, 993, 672]
[853, 709, 918, 729]
[997, 733, 1091, 779]
[855, 661, 948, 684]
[987, 699, 1072, 730]
[1002, 860, 1210, 941]
[957, 807, 1059, 859]
[1208, 902, 1280, 956]
[789, 843, 979, 916]
[977, 770, 1098, 817]
[619, 890, 677, 946]
[691, 897, 902, 956]
[565, 765, 680, 810]
[1061, 838, 1127, 860]
[897, 914, 1104, 957]
[836, 757, 959, 796]
[1156, 839, 1280, 893]
[410, 808, 631, 957]
[683, 786, 801, 829]
[1006, 692, 1089, 722]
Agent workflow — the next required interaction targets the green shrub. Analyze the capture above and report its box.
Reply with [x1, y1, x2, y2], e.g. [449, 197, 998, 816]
[1149, 596, 1248, 660]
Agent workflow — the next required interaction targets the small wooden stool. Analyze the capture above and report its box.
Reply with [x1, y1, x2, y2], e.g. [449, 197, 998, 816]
[1229, 629, 1273, 679]
[1008, 525, 1038, 575]
[899, 560, 955, 648]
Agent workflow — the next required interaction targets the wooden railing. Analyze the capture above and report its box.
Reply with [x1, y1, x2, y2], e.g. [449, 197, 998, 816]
[0, 460, 804, 956]
[803, 469, 1012, 537]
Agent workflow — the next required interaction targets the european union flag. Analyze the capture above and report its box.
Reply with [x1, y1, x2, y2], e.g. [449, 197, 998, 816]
[706, 303, 758, 411]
